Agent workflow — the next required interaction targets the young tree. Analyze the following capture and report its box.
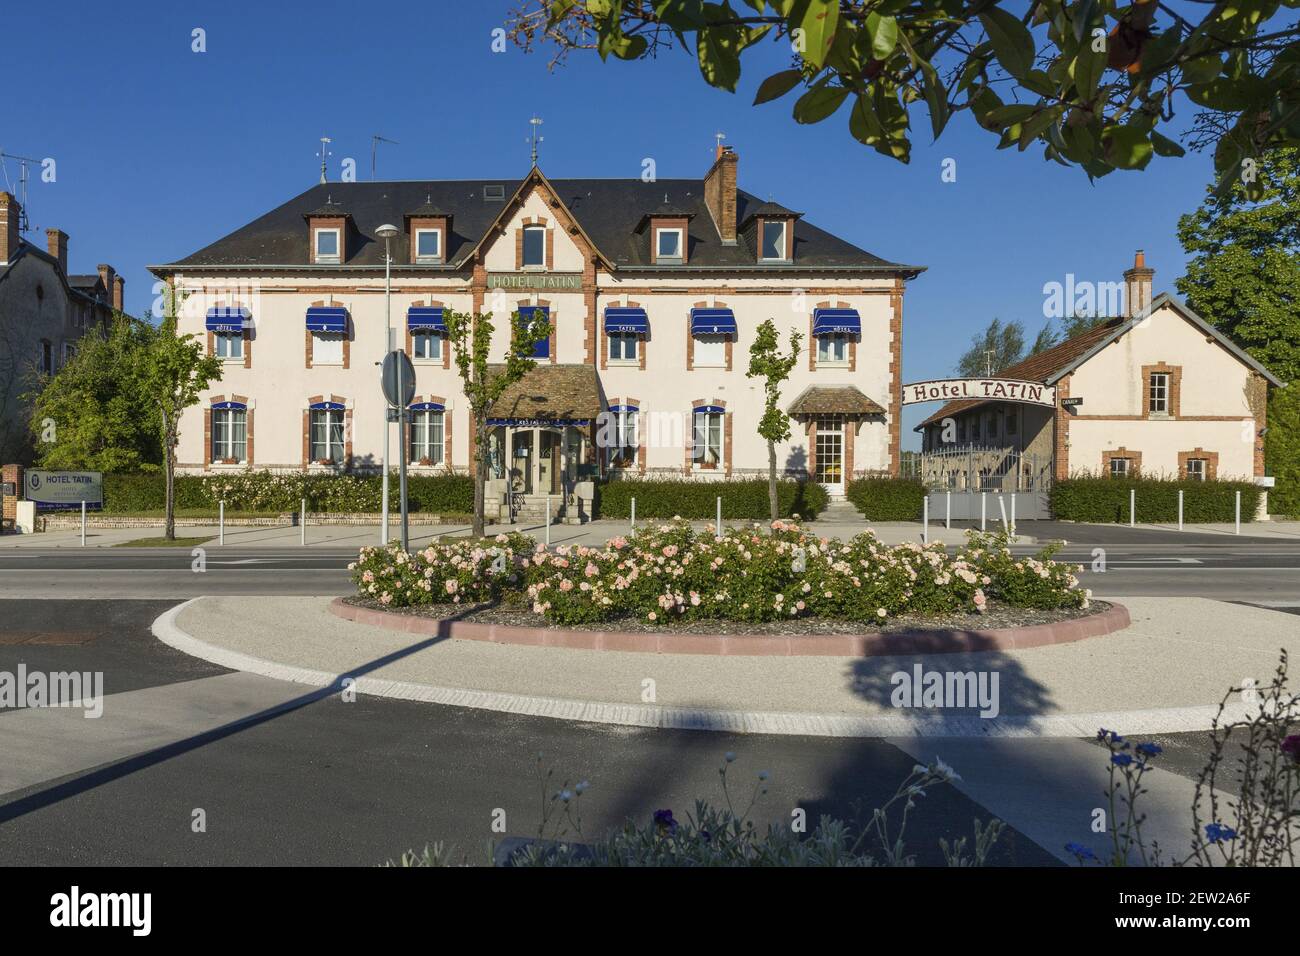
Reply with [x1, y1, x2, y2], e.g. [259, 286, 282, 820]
[146, 286, 223, 540]
[28, 313, 162, 472]
[443, 306, 551, 539]
[954, 318, 1025, 377]
[1177, 147, 1300, 514]
[746, 319, 802, 521]
[508, 1, 1300, 192]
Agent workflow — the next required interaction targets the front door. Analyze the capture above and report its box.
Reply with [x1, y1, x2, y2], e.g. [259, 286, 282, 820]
[537, 430, 561, 495]
[814, 415, 844, 495]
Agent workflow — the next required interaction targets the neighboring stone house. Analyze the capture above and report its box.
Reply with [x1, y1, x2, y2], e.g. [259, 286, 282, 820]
[149, 144, 922, 511]
[918, 253, 1283, 502]
[0, 191, 124, 464]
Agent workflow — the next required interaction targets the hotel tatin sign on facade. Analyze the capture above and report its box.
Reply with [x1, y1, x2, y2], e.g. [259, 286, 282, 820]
[902, 378, 1058, 407]
[486, 272, 583, 290]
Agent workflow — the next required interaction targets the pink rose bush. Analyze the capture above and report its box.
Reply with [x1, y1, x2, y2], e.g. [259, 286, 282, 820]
[350, 524, 1086, 625]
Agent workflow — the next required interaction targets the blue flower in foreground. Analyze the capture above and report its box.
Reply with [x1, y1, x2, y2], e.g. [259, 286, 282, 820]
[1111, 753, 1134, 767]
[1205, 823, 1237, 843]
[1065, 842, 1098, 862]
[1097, 729, 1125, 744]
[653, 809, 678, 833]
[1136, 742, 1162, 757]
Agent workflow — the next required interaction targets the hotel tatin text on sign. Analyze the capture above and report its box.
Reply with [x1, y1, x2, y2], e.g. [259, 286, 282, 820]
[902, 379, 1058, 408]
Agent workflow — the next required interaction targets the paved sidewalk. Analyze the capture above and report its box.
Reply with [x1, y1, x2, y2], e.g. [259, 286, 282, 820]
[3, 517, 991, 549]
[160, 594, 1295, 737]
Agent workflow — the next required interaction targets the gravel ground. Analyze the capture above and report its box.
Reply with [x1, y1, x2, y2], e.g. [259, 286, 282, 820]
[342, 595, 1112, 635]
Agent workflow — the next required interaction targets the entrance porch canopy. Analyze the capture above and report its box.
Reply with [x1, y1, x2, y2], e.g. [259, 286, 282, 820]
[486, 364, 603, 425]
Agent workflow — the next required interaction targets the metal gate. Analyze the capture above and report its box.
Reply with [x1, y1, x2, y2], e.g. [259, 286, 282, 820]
[903, 445, 1053, 520]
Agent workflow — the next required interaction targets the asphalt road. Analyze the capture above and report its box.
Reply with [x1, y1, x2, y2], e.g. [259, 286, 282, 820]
[0, 599, 1058, 866]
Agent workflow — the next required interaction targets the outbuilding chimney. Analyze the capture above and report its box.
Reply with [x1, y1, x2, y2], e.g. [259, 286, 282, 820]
[113, 274, 125, 312]
[704, 144, 738, 245]
[97, 264, 116, 306]
[1123, 250, 1154, 318]
[0, 192, 19, 264]
[46, 229, 69, 275]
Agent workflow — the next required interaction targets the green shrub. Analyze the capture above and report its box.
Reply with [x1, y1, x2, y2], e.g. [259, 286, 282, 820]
[103, 471, 473, 514]
[595, 478, 827, 520]
[845, 477, 926, 520]
[1051, 476, 1261, 523]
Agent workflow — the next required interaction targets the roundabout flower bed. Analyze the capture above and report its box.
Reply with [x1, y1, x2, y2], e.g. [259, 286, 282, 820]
[348, 520, 1090, 629]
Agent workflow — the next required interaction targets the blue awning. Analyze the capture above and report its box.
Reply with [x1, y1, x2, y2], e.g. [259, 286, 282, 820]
[305, 306, 348, 333]
[606, 404, 638, 413]
[690, 307, 736, 336]
[409, 401, 445, 411]
[205, 307, 250, 332]
[693, 404, 726, 415]
[309, 401, 345, 411]
[211, 401, 246, 411]
[812, 308, 861, 335]
[407, 307, 446, 332]
[604, 307, 648, 334]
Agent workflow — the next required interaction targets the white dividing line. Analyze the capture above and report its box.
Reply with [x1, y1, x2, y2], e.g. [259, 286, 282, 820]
[150, 601, 1260, 740]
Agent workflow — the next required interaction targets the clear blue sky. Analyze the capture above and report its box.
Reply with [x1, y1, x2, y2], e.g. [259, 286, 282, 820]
[6, 0, 1218, 446]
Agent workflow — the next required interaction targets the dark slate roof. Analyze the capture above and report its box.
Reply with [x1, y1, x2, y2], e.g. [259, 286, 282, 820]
[156, 175, 919, 274]
[741, 200, 801, 224]
[487, 364, 604, 421]
[68, 274, 102, 290]
[788, 385, 886, 416]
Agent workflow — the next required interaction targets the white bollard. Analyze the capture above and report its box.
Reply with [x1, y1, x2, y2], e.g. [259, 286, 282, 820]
[301, 498, 307, 546]
[1235, 490, 1241, 535]
[945, 490, 951, 530]
[980, 492, 986, 532]
[630, 496, 636, 530]
[1010, 493, 1016, 537]
[1178, 490, 1183, 532]
[715, 496, 722, 541]
[997, 494, 1008, 534]
[219, 500, 225, 546]
[545, 495, 552, 548]
[1130, 488, 1136, 529]
[922, 495, 929, 545]
[80, 500, 86, 547]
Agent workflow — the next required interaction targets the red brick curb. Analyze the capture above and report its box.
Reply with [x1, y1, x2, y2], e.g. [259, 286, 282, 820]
[327, 598, 1130, 657]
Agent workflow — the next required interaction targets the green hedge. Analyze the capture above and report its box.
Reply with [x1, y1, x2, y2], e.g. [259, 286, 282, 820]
[595, 478, 827, 520]
[1051, 477, 1261, 523]
[845, 477, 926, 520]
[103, 472, 473, 514]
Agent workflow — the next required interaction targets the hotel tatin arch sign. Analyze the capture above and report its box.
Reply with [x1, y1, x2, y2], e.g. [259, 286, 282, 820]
[902, 378, 1058, 407]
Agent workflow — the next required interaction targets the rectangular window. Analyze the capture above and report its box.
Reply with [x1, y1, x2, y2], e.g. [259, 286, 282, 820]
[693, 412, 724, 467]
[1148, 373, 1169, 414]
[212, 409, 247, 462]
[519, 311, 550, 358]
[412, 332, 443, 361]
[310, 409, 346, 463]
[62, 341, 77, 364]
[1186, 458, 1207, 481]
[215, 331, 243, 360]
[415, 229, 441, 262]
[693, 334, 726, 367]
[608, 331, 638, 363]
[315, 228, 340, 263]
[522, 226, 546, 267]
[608, 409, 638, 468]
[656, 228, 683, 261]
[410, 410, 445, 465]
[1110, 457, 1130, 478]
[761, 221, 787, 260]
[40, 340, 52, 374]
[816, 334, 848, 365]
[312, 331, 344, 364]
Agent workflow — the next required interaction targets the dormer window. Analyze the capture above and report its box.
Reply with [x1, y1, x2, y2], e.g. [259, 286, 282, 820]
[760, 221, 787, 261]
[522, 225, 546, 268]
[314, 228, 341, 264]
[656, 228, 683, 262]
[415, 229, 441, 263]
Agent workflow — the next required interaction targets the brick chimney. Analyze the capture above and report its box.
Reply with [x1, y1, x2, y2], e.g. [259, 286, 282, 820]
[0, 192, 19, 264]
[46, 229, 69, 275]
[113, 274, 125, 312]
[97, 264, 116, 305]
[704, 144, 738, 245]
[1123, 250, 1154, 318]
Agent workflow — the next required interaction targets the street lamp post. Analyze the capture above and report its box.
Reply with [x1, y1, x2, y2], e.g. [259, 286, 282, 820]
[376, 223, 400, 545]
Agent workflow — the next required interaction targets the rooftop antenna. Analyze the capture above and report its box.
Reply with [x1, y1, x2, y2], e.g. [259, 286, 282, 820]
[318, 137, 333, 184]
[714, 130, 726, 157]
[528, 116, 544, 167]
[0, 149, 40, 232]
[371, 134, 399, 180]
[984, 349, 995, 377]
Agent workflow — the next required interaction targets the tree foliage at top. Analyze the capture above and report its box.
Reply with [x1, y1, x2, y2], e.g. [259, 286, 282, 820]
[509, 0, 1300, 195]
[954, 312, 1100, 375]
